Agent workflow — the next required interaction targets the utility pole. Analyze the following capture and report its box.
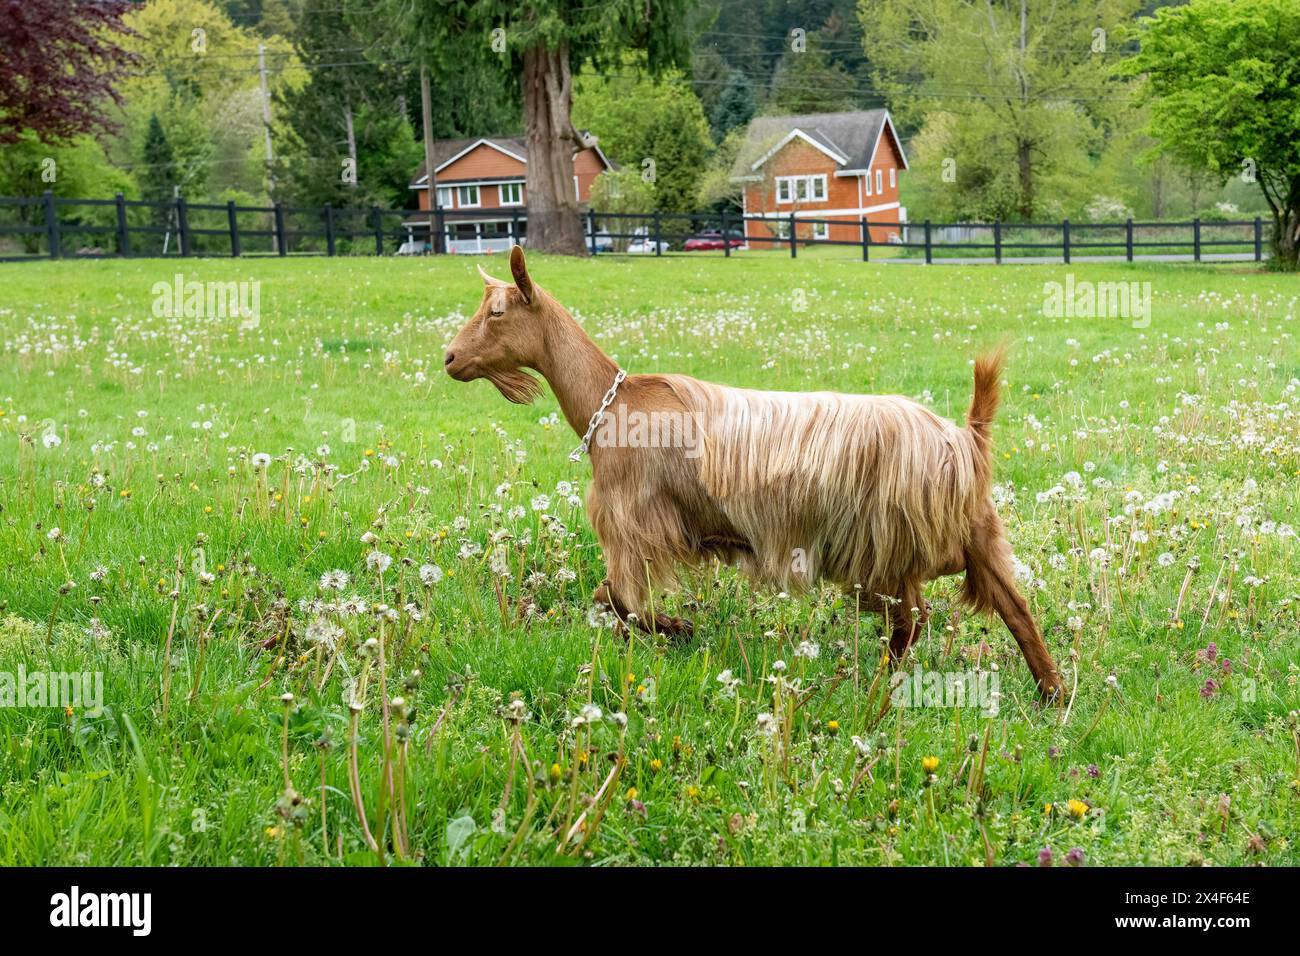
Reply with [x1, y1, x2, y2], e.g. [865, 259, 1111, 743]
[344, 102, 357, 188]
[420, 62, 438, 253]
[258, 43, 278, 248]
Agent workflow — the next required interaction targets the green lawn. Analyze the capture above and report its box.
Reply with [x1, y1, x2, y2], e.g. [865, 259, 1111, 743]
[1, 254, 1298, 866]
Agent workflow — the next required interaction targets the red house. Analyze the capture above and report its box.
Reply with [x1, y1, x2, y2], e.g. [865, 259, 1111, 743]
[407, 136, 614, 253]
[731, 109, 908, 246]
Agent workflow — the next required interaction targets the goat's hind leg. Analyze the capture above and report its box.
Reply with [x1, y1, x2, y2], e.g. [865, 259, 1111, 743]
[963, 515, 1063, 699]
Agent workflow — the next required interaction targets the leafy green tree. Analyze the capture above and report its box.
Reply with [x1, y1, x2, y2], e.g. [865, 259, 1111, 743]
[115, 0, 301, 203]
[590, 168, 656, 249]
[0, 132, 134, 252]
[274, 0, 419, 209]
[390, 0, 693, 254]
[861, 0, 1141, 219]
[1121, 0, 1300, 268]
[766, 40, 858, 114]
[693, 125, 747, 210]
[573, 66, 714, 214]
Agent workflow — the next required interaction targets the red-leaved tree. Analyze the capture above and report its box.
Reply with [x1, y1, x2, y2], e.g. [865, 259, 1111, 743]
[0, 0, 136, 144]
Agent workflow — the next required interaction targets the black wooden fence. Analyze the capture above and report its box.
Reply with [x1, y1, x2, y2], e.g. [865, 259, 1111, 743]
[0, 191, 1273, 264]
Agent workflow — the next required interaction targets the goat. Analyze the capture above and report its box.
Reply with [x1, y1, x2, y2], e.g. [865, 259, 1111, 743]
[444, 246, 1063, 698]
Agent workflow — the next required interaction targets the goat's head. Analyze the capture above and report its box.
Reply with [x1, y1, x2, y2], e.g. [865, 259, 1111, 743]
[444, 245, 544, 404]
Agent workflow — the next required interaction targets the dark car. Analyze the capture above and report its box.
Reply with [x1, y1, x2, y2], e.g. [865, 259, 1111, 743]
[683, 229, 745, 251]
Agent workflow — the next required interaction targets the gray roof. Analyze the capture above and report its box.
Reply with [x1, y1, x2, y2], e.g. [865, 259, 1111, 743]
[731, 109, 898, 179]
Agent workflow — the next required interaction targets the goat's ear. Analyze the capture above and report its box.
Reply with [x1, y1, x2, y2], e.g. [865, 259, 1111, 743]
[510, 244, 533, 304]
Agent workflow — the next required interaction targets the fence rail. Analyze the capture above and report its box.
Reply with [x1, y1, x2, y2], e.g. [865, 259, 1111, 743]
[0, 191, 1273, 265]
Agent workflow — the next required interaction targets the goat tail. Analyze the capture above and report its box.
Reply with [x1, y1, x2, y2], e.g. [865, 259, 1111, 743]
[966, 346, 1006, 466]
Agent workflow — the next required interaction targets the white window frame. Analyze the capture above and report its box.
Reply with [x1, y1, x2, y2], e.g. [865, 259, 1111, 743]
[457, 185, 481, 208]
[875, 170, 883, 194]
[499, 182, 523, 206]
[773, 219, 791, 239]
[864, 172, 872, 197]
[775, 174, 826, 205]
[435, 186, 452, 208]
[889, 167, 896, 188]
[811, 221, 828, 240]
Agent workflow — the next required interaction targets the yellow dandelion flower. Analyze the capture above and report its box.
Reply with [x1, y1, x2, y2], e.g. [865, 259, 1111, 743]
[921, 755, 939, 773]
[1068, 799, 1089, 819]
[650, 758, 663, 772]
[826, 719, 840, 734]
[625, 787, 638, 802]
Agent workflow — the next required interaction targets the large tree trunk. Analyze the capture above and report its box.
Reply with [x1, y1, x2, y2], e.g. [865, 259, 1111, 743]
[1260, 176, 1299, 271]
[1271, 205, 1299, 270]
[522, 43, 589, 256]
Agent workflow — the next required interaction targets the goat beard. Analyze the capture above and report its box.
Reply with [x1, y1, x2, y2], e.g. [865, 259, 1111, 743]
[487, 369, 542, 404]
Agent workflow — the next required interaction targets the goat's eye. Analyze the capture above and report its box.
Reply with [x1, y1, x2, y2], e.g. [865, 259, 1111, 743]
[490, 309, 504, 317]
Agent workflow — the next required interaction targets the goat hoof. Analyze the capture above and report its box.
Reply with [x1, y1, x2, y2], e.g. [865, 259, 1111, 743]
[652, 613, 695, 641]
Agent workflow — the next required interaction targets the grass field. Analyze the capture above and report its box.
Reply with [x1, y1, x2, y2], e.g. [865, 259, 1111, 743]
[1, 253, 1298, 867]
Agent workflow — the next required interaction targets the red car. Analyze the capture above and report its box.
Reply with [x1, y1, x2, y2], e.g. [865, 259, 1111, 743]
[683, 229, 745, 251]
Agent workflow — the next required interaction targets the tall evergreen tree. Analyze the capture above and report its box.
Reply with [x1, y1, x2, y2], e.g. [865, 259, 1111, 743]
[140, 114, 180, 228]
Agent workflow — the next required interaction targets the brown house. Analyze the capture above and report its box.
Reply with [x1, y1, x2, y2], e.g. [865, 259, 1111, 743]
[731, 110, 908, 246]
[407, 136, 614, 253]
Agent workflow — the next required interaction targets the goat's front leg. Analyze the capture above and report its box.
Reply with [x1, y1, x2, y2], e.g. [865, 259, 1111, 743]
[592, 574, 695, 642]
[587, 480, 695, 640]
[590, 533, 693, 641]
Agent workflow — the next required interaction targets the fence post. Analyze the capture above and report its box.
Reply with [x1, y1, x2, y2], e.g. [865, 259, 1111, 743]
[1062, 217, 1070, 265]
[789, 211, 797, 258]
[1253, 216, 1262, 261]
[588, 209, 597, 256]
[43, 190, 60, 259]
[273, 202, 287, 256]
[722, 208, 730, 258]
[227, 201, 241, 257]
[1193, 217, 1201, 262]
[324, 203, 336, 256]
[115, 193, 130, 257]
[860, 215, 870, 262]
[653, 210, 661, 257]
[1125, 218, 1133, 262]
[994, 220, 1002, 264]
[923, 219, 932, 264]
[371, 205, 383, 255]
[511, 208, 519, 247]
[435, 208, 445, 254]
[177, 196, 191, 257]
